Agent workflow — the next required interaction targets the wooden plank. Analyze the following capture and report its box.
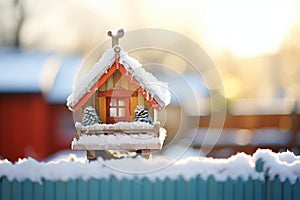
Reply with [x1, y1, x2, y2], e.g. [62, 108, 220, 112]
[121, 179, 131, 200]
[23, 179, 33, 200]
[217, 181, 223, 200]
[292, 179, 300, 200]
[176, 176, 186, 200]
[107, 76, 114, 91]
[100, 178, 110, 200]
[224, 178, 234, 200]
[55, 181, 66, 200]
[245, 178, 254, 200]
[44, 180, 55, 200]
[153, 178, 163, 200]
[187, 178, 197, 200]
[115, 74, 129, 89]
[110, 176, 120, 200]
[88, 178, 99, 200]
[283, 179, 292, 200]
[81, 128, 159, 136]
[207, 176, 217, 200]
[142, 178, 152, 200]
[164, 178, 175, 200]
[273, 177, 282, 200]
[66, 179, 76, 200]
[98, 82, 107, 92]
[95, 91, 99, 117]
[234, 177, 244, 200]
[98, 97, 106, 123]
[197, 176, 207, 200]
[12, 179, 22, 200]
[137, 93, 144, 106]
[132, 178, 142, 200]
[254, 180, 264, 200]
[130, 96, 138, 121]
[266, 178, 272, 200]
[77, 179, 88, 200]
[113, 70, 122, 86]
[1, 177, 11, 200]
[33, 181, 43, 200]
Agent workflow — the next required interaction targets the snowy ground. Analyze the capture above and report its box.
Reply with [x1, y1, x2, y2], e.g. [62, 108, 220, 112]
[0, 149, 299, 184]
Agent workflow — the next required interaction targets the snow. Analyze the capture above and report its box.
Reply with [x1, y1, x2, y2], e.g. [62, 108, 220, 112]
[67, 46, 170, 110]
[1, 149, 299, 183]
[253, 149, 300, 184]
[72, 127, 166, 150]
[75, 121, 155, 131]
[67, 48, 115, 109]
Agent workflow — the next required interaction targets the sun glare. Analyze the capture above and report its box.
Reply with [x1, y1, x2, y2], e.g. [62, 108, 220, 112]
[199, 0, 299, 57]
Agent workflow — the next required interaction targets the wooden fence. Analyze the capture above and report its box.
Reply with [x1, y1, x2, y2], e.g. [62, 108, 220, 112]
[1, 159, 299, 200]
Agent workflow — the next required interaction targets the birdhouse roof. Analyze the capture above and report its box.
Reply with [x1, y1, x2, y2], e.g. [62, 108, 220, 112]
[67, 46, 170, 111]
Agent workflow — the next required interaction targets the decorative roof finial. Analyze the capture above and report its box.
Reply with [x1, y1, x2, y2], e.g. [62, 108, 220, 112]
[107, 28, 125, 47]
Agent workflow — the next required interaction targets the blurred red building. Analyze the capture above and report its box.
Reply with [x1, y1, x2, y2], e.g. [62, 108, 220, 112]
[0, 48, 81, 161]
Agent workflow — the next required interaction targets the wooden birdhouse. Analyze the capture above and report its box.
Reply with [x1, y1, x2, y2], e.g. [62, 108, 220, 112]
[67, 28, 170, 160]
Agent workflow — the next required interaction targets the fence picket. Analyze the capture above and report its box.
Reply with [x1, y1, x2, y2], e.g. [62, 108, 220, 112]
[153, 179, 163, 200]
[66, 179, 76, 200]
[207, 176, 218, 200]
[121, 179, 131, 200]
[23, 179, 33, 200]
[198, 176, 207, 200]
[176, 176, 186, 200]
[1, 156, 300, 200]
[77, 179, 88, 200]
[56, 181, 66, 200]
[234, 177, 243, 200]
[88, 178, 99, 200]
[165, 178, 175, 200]
[110, 176, 120, 200]
[100, 178, 110, 200]
[283, 179, 292, 200]
[44, 180, 55, 200]
[33, 181, 43, 200]
[224, 178, 233, 200]
[11, 180, 21, 200]
[273, 177, 282, 200]
[245, 178, 254, 200]
[187, 178, 197, 200]
[1, 177, 11, 200]
[292, 178, 300, 200]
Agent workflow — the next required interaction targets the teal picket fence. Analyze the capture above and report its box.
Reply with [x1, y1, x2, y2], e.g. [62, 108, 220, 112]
[1, 159, 299, 200]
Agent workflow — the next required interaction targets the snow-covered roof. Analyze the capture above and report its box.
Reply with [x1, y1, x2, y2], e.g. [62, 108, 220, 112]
[67, 46, 170, 111]
[0, 47, 81, 103]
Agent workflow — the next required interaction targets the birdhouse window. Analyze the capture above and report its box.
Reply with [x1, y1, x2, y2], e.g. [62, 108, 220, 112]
[107, 97, 130, 123]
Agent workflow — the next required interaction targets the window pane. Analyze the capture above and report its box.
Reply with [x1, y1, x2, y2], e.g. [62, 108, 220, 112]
[110, 98, 116, 106]
[118, 108, 125, 117]
[110, 108, 117, 117]
[118, 99, 125, 106]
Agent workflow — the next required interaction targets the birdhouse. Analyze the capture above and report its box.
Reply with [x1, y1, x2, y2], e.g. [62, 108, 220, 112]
[67, 28, 170, 160]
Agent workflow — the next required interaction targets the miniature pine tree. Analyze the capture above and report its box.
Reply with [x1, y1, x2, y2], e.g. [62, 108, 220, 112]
[82, 106, 100, 126]
[134, 105, 153, 124]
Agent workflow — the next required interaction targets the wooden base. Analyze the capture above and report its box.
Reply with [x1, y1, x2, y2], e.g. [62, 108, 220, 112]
[137, 149, 150, 159]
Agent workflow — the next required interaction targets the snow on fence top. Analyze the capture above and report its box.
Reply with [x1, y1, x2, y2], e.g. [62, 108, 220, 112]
[1, 149, 299, 183]
[67, 46, 170, 110]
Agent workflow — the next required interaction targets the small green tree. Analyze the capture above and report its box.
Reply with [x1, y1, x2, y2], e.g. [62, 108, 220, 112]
[82, 106, 100, 126]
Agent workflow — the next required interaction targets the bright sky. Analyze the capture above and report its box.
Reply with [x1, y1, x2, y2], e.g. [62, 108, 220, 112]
[198, 0, 299, 57]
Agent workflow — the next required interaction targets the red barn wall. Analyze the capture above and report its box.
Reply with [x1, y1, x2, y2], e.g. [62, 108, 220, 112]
[0, 94, 74, 161]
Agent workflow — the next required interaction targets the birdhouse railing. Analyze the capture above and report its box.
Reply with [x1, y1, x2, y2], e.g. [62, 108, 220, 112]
[75, 122, 160, 140]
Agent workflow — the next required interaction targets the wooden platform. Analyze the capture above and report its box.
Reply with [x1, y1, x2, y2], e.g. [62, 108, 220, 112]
[72, 128, 166, 151]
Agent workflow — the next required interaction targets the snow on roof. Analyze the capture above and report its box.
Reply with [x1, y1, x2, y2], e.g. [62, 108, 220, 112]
[0, 48, 81, 103]
[67, 46, 170, 110]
